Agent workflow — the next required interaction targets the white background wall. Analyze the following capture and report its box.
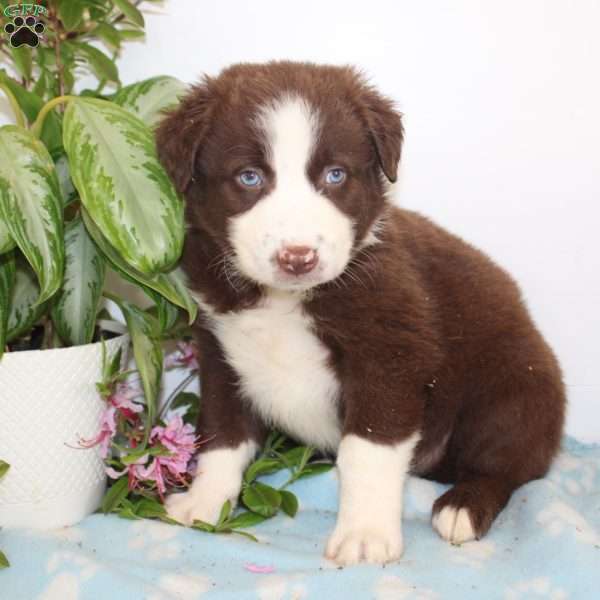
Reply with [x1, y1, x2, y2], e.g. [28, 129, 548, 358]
[3, 1, 599, 441]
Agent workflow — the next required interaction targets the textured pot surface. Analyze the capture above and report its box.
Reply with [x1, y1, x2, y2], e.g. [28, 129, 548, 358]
[0, 334, 129, 530]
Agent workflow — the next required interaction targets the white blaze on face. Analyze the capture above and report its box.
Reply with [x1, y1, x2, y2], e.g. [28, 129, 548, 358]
[229, 95, 355, 290]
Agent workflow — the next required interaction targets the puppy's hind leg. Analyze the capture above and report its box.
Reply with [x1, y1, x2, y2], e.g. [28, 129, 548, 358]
[431, 476, 516, 543]
[432, 364, 565, 544]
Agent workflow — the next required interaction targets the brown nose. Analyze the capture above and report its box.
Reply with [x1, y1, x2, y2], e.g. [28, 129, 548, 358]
[277, 245, 319, 275]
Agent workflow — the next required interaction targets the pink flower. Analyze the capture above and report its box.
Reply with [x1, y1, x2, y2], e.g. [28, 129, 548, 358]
[80, 406, 117, 458]
[244, 563, 276, 574]
[105, 415, 199, 499]
[80, 384, 143, 457]
[105, 453, 149, 487]
[150, 414, 197, 455]
[138, 415, 198, 498]
[164, 341, 199, 370]
[110, 383, 143, 421]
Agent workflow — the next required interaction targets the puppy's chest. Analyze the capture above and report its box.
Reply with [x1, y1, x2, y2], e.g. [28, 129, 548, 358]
[206, 293, 342, 451]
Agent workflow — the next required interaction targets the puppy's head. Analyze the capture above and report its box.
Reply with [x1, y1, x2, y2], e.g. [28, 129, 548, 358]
[156, 61, 403, 292]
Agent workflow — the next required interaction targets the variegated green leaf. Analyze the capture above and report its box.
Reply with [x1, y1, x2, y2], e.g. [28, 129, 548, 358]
[0, 126, 65, 305]
[0, 250, 15, 357]
[108, 295, 162, 442]
[63, 97, 184, 275]
[154, 294, 180, 333]
[0, 218, 14, 254]
[81, 208, 197, 324]
[54, 155, 77, 207]
[113, 76, 187, 126]
[6, 255, 47, 343]
[51, 217, 106, 346]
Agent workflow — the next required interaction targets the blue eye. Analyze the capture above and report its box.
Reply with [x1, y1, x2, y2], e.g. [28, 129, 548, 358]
[239, 170, 263, 187]
[325, 168, 346, 185]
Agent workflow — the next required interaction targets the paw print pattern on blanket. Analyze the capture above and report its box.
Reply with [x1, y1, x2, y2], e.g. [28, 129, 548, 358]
[548, 451, 598, 496]
[504, 577, 568, 600]
[537, 500, 600, 546]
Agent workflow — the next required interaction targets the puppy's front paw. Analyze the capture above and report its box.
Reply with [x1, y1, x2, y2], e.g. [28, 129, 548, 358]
[165, 489, 234, 526]
[325, 526, 403, 566]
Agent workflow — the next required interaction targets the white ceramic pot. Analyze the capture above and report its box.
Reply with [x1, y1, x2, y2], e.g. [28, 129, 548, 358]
[0, 334, 129, 530]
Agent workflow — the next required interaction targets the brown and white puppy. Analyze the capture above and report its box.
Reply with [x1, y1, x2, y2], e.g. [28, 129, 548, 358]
[155, 61, 565, 566]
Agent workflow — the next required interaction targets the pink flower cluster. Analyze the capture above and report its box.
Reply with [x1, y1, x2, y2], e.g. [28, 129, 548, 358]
[164, 341, 199, 370]
[80, 383, 143, 458]
[82, 382, 199, 500]
[104, 414, 198, 499]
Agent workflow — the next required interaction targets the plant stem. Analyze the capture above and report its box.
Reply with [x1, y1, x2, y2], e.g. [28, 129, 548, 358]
[157, 370, 198, 420]
[47, 5, 65, 101]
[31, 95, 75, 137]
[0, 84, 26, 127]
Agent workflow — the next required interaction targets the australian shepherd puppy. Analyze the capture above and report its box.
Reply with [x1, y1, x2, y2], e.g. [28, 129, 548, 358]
[155, 61, 565, 565]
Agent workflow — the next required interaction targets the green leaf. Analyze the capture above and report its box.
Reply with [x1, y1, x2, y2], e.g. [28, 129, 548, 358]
[81, 208, 197, 324]
[54, 155, 77, 206]
[0, 126, 65, 305]
[170, 391, 200, 425]
[229, 530, 259, 542]
[0, 71, 39, 122]
[242, 482, 282, 518]
[108, 295, 162, 438]
[279, 490, 299, 517]
[243, 458, 284, 484]
[10, 46, 32, 82]
[94, 22, 121, 48]
[0, 460, 10, 479]
[0, 217, 15, 254]
[281, 446, 314, 470]
[0, 251, 15, 356]
[51, 217, 106, 346]
[191, 519, 215, 533]
[58, 0, 84, 29]
[101, 476, 129, 513]
[63, 97, 184, 275]
[117, 506, 139, 520]
[72, 42, 119, 83]
[6, 255, 47, 342]
[223, 510, 267, 530]
[0, 71, 62, 152]
[0, 550, 9, 569]
[296, 463, 334, 480]
[216, 500, 232, 528]
[120, 447, 149, 465]
[118, 29, 145, 40]
[31, 69, 50, 99]
[170, 391, 199, 410]
[133, 497, 167, 519]
[155, 294, 180, 333]
[113, 0, 144, 27]
[107, 346, 123, 380]
[113, 76, 187, 126]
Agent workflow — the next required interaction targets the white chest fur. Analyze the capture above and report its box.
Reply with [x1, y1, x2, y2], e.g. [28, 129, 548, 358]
[197, 291, 342, 452]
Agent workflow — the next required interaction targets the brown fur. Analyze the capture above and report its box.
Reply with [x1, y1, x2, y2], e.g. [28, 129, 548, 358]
[156, 61, 565, 540]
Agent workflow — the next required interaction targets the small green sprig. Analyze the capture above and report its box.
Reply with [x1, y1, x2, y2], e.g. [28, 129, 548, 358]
[191, 432, 334, 541]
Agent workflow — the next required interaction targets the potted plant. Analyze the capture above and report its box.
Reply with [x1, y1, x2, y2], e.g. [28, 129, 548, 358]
[0, 0, 197, 533]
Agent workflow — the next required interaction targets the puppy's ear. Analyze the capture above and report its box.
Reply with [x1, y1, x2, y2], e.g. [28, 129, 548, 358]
[360, 87, 404, 183]
[155, 79, 215, 194]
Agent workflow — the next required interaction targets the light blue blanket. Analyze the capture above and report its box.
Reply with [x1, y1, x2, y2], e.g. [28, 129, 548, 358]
[2, 437, 599, 599]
